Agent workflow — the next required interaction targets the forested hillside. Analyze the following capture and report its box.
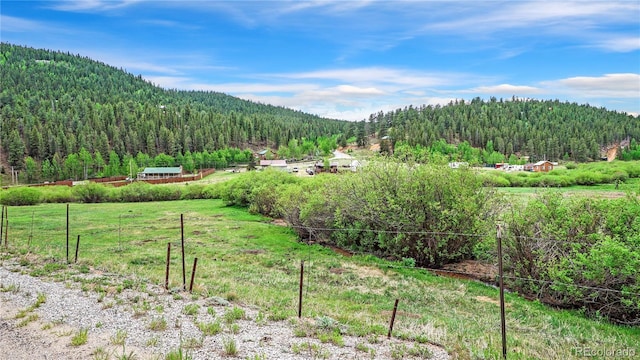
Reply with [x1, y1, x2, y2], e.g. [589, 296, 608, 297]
[0, 43, 350, 173]
[2, 43, 639, 182]
[359, 98, 639, 162]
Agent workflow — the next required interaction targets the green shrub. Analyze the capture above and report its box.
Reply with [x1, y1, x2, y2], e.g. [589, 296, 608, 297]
[621, 162, 640, 178]
[0, 187, 42, 206]
[502, 193, 640, 323]
[479, 172, 510, 187]
[525, 176, 542, 187]
[74, 183, 109, 203]
[41, 186, 77, 203]
[151, 185, 182, 201]
[180, 184, 211, 200]
[611, 171, 628, 183]
[538, 175, 569, 187]
[114, 182, 181, 202]
[503, 173, 526, 187]
[201, 184, 222, 199]
[578, 172, 602, 185]
[548, 169, 568, 176]
[215, 169, 300, 214]
[316, 161, 495, 267]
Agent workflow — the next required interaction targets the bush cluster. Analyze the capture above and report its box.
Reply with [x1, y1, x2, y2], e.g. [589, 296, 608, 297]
[0, 187, 42, 206]
[0, 181, 215, 206]
[207, 161, 497, 267]
[479, 160, 639, 188]
[502, 193, 640, 324]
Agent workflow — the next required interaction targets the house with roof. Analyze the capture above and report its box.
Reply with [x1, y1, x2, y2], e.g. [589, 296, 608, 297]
[524, 161, 554, 172]
[257, 149, 276, 160]
[137, 166, 183, 179]
[314, 161, 338, 173]
[259, 160, 288, 171]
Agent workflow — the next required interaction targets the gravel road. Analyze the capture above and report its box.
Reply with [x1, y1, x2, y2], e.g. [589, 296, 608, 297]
[0, 262, 450, 360]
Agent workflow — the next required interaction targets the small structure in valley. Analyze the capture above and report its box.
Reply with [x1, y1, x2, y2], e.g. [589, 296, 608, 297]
[137, 166, 183, 179]
[448, 162, 469, 169]
[257, 149, 275, 160]
[314, 161, 338, 173]
[259, 160, 288, 171]
[524, 161, 554, 172]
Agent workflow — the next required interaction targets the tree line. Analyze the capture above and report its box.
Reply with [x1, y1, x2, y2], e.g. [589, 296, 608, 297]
[2, 43, 639, 181]
[0, 43, 351, 175]
[358, 98, 638, 163]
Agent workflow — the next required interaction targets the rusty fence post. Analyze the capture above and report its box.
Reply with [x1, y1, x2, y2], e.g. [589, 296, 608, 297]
[1, 205, 4, 248]
[74, 235, 80, 263]
[298, 260, 304, 318]
[387, 298, 399, 339]
[165, 243, 171, 290]
[189, 257, 198, 293]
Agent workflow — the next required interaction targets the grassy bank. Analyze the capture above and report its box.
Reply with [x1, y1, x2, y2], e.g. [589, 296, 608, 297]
[1, 200, 637, 359]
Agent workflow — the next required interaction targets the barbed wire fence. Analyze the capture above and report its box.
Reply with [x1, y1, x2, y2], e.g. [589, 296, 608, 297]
[0, 203, 637, 359]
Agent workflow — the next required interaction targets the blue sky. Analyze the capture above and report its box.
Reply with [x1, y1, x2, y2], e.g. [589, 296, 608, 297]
[2, 0, 639, 120]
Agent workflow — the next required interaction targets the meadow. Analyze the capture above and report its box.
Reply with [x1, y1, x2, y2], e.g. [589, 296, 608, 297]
[1, 199, 638, 360]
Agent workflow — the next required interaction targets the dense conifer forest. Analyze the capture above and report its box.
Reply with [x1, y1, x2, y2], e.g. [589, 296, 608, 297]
[0, 43, 350, 178]
[359, 98, 638, 163]
[1, 43, 638, 182]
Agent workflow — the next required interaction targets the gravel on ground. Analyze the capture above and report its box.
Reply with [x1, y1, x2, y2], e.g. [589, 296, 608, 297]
[0, 261, 450, 360]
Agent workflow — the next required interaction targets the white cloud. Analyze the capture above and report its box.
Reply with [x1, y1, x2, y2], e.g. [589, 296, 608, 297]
[47, 0, 142, 12]
[277, 0, 375, 15]
[465, 84, 543, 95]
[427, 2, 637, 33]
[0, 15, 44, 32]
[422, 1, 640, 53]
[334, 85, 385, 96]
[547, 73, 640, 98]
[593, 36, 640, 52]
[137, 19, 201, 31]
[276, 67, 469, 88]
[184, 83, 319, 94]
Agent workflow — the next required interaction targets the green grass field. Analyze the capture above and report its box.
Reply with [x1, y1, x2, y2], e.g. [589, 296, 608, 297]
[1, 199, 638, 359]
[496, 177, 640, 196]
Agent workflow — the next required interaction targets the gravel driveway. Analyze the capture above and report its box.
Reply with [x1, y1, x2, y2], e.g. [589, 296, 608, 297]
[0, 262, 450, 360]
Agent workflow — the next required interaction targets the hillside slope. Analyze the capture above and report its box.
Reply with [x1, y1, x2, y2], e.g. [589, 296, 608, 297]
[0, 43, 350, 170]
[363, 98, 639, 162]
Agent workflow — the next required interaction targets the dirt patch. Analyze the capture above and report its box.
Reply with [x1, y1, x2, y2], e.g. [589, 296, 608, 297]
[345, 264, 392, 283]
[607, 146, 618, 161]
[440, 260, 497, 283]
[329, 267, 346, 274]
[328, 245, 353, 257]
[271, 219, 288, 227]
[475, 296, 512, 308]
[476, 295, 498, 306]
